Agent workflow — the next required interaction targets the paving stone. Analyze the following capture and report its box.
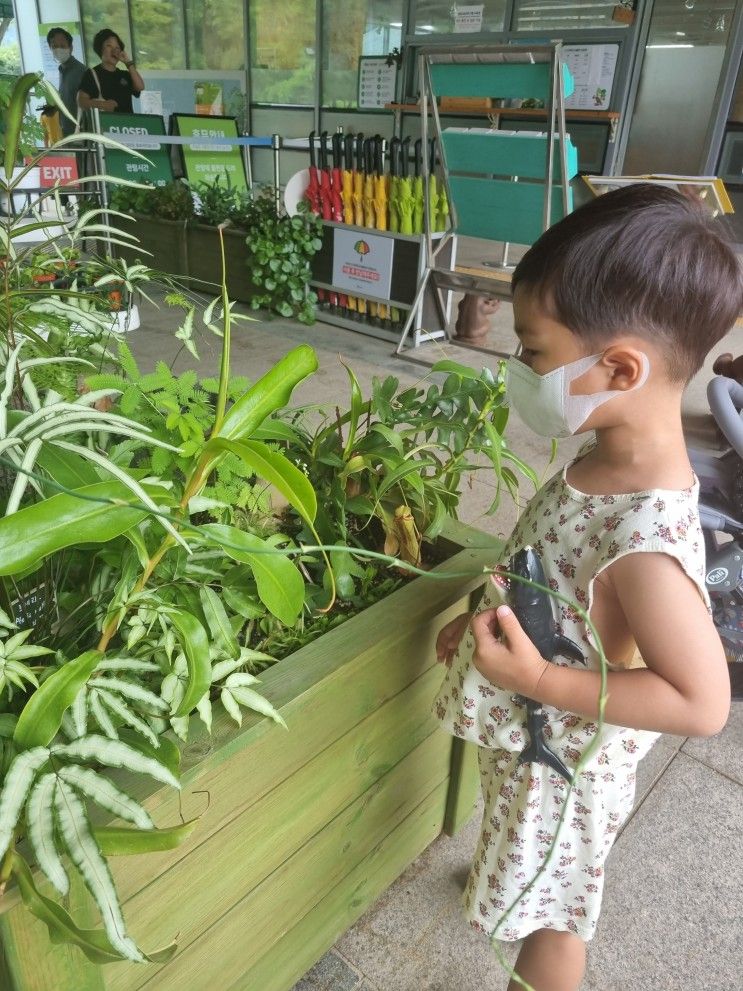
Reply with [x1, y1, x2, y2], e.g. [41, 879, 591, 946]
[289, 949, 362, 991]
[681, 701, 743, 785]
[585, 751, 742, 991]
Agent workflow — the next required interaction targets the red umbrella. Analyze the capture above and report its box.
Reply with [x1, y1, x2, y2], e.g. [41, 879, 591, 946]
[318, 131, 333, 222]
[303, 130, 321, 215]
[330, 133, 344, 223]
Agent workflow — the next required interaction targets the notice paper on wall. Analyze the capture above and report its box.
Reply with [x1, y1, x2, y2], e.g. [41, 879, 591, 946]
[453, 4, 484, 32]
[139, 90, 164, 117]
[563, 44, 619, 111]
[358, 57, 397, 110]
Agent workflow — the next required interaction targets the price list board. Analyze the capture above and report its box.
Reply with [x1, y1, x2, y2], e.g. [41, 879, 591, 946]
[358, 57, 397, 111]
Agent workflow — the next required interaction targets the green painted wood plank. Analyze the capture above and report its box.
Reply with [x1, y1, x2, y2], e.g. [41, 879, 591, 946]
[102, 666, 448, 990]
[429, 62, 573, 101]
[129, 735, 451, 991]
[449, 176, 572, 244]
[443, 738, 481, 837]
[0, 871, 105, 991]
[442, 131, 578, 181]
[228, 781, 449, 991]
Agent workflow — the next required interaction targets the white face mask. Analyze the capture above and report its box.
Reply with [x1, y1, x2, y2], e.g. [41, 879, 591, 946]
[505, 352, 650, 438]
[52, 48, 72, 64]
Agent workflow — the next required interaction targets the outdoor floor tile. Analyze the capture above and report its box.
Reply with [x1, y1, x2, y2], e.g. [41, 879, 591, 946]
[584, 751, 742, 991]
[681, 702, 743, 785]
[289, 949, 362, 991]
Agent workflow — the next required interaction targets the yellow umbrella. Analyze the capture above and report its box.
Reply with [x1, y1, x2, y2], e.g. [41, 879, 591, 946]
[351, 134, 367, 318]
[341, 134, 357, 315]
[372, 136, 389, 322]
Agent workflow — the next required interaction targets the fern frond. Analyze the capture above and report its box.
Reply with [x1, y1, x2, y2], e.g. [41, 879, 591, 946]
[93, 677, 168, 712]
[0, 747, 50, 859]
[52, 735, 179, 789]
[94, 689, 159, 748]
[54, 780, 144, 962]
[26, 773, 68, 895]
[89, 693, 118, 739]
[57, 764, 153, 829]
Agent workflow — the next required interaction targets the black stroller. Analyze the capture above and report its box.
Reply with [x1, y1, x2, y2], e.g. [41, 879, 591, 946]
[690, 374, 743, 699]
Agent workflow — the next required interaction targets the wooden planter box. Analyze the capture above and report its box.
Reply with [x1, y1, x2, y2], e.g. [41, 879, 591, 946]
[113, 214, 189, 278]
[0, 520, 496, 991]
[185, 223, 258, 303]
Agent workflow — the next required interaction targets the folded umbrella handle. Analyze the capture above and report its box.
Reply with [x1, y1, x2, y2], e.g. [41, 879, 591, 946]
[389, 136, 401, 177]
[402, 136, 412, 178]
[344, 133, 355, 170]
[428, 137, 437, 175]
[332, 132, 343, 171]
[356, 132, 365, 171]
[308, 130, 316, 169]
[364, 137, 374, 178]
[413, 137, 421, 177]
[319, 130, 329, 171]
[374, 134, 384, 176]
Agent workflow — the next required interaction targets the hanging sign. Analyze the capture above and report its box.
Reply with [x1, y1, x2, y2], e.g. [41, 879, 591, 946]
[172, 114, 248, 193]
[38, 155, 79, 188]
[358, 57, 397, 110]
[100, 112, 174, 186]
[332, 228, 394, 299]
[453, 4, 484, 32]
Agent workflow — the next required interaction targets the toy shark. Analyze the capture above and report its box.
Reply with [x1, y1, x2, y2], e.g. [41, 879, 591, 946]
[506, 546, 586, 783]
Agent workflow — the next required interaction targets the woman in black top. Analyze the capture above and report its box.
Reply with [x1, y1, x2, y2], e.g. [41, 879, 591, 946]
[77, 28, 145, 115]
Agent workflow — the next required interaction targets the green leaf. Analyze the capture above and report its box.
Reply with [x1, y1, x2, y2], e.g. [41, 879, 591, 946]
[341, 362, 364, 460]
[4, 73, 42, 179]
[215, 345, 317, 442]
[54, 780, 143, 961]
[57, 764, 153, 829]
[204, 437, 316, 526]
[117, 728, 181, 780]
[14, 652, 101, 751]
[26, 773, 69, 895]
[199, 586, 239, 659]
[0, 481, 157, 579]
[94, 818, 199, 856]
[52, 735, 179, 790]
[168, 610, 212, 717]
[201, 524, 304, 626]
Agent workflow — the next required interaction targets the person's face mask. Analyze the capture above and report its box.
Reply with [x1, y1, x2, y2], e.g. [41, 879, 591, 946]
[505, 352, 650, 438]
[52, 48, 72, 64]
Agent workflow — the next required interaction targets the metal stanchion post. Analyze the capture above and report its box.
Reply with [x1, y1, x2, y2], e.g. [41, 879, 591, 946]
[272, 134, 281, 216]
[243, 142, 254, 191]
[91, 109, 114, 259]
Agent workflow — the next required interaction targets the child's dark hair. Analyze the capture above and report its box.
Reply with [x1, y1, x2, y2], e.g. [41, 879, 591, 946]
[512, 183, 743, 382]
[46, 27, 73, 47]
[93, 28, 125, 58]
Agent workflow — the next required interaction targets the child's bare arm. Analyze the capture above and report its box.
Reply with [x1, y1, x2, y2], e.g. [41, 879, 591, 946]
[470, 553, 731, 737]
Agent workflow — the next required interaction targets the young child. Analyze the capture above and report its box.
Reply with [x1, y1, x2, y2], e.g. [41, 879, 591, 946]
[434, 183, 740, 991]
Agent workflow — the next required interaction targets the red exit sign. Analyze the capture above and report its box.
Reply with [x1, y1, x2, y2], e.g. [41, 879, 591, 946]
[39, 156, 79, 187]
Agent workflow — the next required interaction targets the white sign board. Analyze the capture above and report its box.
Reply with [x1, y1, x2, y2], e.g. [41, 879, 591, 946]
[563, 44, 619, 111]
[453, 4, 484, 33]
[139, 90, 164, 117]
[358, 57, 397, 110]
[332, 228, 394, 300]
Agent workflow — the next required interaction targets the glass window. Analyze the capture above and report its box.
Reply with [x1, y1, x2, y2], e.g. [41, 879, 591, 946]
[0, 16, 21, 76]
[80, 0, 132, 65]
[514, 0, 629, 32]
[130, 0, 187, 70]
[624, 0, 735, 174]
[185, 0, 245, 70]
[322, 0, 404, 108]
[414, 0, 507, 34]
[250, 0, 316, 105]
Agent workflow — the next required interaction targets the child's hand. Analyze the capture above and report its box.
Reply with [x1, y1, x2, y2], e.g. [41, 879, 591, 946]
[435, 611, 471, 667]
[471, 605, 548, 696]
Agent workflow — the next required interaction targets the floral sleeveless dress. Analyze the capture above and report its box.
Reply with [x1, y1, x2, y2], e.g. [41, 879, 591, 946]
[433, 460, 708, 942]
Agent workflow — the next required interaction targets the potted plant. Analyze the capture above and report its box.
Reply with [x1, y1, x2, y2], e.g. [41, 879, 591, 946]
[186, 176, 257, 300]
[0, 74, 538, 991]
[0, 76, 44, 219]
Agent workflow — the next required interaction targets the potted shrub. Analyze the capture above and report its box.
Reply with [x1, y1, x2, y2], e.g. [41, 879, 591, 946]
[0, 72, 538, 991]
[186, 176, 258, 300]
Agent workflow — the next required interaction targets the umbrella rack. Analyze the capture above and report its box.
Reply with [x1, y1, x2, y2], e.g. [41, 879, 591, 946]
[306, 131, 454, 347]
[394, 41, 577, 363]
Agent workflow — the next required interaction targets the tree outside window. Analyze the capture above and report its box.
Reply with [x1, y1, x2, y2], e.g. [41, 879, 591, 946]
[322, 0, 403, 108]
[250, 0, 316, 105]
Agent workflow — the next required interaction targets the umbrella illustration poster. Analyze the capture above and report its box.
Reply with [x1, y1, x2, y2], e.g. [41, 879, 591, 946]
[332, 228, 394, 299]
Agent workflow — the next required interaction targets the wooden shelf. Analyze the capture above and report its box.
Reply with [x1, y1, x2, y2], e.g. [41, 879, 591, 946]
[386, 103, 619, 122]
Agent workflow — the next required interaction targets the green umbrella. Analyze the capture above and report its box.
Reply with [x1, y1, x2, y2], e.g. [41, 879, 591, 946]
[398, 136, 414, 236]
[388, 137, 401, 234]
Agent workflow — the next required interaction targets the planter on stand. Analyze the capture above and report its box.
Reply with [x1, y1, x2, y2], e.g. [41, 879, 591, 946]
[0, 519, 497, 991]
[113, 214, 189, 278]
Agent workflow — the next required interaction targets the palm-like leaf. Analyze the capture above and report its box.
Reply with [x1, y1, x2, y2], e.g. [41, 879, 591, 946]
[26, 772, 68, 895]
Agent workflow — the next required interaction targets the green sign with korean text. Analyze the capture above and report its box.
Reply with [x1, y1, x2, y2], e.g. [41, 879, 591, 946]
[100, 112, 173, 187]
[172, 114, 248, 194]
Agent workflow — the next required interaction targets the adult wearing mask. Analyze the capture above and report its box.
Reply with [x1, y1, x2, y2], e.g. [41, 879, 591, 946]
[77, 28, 144, 115]
[46, 27, 86, 137]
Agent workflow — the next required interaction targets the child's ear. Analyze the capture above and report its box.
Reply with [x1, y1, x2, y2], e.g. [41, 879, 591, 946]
[601, 346, 648, 391]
